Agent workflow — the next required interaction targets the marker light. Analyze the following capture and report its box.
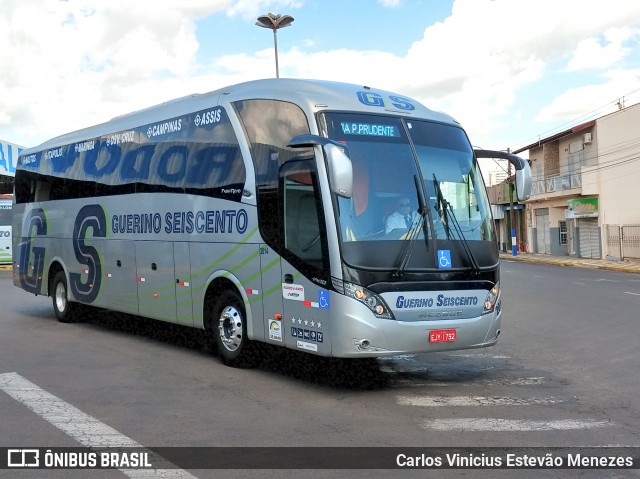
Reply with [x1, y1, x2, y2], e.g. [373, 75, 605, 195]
[483, 282, 500, 313]
[344, 282, 394, 320]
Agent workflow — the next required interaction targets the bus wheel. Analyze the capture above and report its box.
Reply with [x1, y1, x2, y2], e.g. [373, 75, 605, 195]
[213, 292, 256, 367]
[52, 271, 79, 323]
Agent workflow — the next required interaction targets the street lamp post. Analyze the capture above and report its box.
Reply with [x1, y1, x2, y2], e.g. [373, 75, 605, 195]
[255, 12, 294, 78]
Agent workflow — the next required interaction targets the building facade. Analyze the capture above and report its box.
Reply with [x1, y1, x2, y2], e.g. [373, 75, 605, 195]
[487, 177, 526, 254]
[512, 101, 640, 260]
[0, 138, 21, 194]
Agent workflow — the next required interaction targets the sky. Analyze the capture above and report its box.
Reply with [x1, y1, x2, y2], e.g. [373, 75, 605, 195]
[1, 0, 640, 161]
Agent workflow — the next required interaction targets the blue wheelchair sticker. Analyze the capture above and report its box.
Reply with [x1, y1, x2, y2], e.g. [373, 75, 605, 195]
[437, 250, 452, 269]
[318, 290, 330, 309]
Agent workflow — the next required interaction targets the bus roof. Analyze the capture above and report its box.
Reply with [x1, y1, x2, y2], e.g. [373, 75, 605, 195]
[21, 78, 457, 156]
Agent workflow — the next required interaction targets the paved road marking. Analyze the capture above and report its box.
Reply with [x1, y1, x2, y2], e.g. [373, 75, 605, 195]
[448, 353, 510, 359]
[420, 418, 611, 431]
[0, 372, 196, 478]
[623, 291, 640, 296]
[398, 396, 560, 407]
[377, 354, 416, 361]
[391, 376, 547, 388]
[500, 377, 546, 386]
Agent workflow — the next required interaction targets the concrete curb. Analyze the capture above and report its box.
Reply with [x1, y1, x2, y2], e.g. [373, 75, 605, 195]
[499, 254, 640, 274]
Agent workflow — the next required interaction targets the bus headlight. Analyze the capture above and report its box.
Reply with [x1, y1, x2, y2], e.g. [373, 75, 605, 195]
[344, 282, 394, 320]
[483, 281, 500, 314]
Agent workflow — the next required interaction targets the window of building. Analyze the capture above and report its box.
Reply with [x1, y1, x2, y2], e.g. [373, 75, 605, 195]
[559, 220, 568, 245]
[569, 141, 583, 154]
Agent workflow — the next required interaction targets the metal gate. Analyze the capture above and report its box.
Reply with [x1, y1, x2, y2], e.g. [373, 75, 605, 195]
[577, 218, 601, 259]
[606, 224, 621, 259]
[604, 225, 640, 259]
[622, 225, 640, 259]
[535, 209, 550, 254]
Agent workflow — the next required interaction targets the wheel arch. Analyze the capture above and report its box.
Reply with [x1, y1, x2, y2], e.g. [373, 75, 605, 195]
[201, 271, 255, 340]
[46, 259, 66, 298]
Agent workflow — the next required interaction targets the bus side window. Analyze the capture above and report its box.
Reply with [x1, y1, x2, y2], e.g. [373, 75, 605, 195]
[280, 160, 326, 270]
[35, 179, 51, 202]
[14, 172, 36, 203]
[234, 98, 328, 278]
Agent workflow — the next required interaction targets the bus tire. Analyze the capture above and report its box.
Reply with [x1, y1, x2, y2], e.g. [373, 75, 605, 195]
[212, 291, 256, 368]
[52, 271, 79, 323]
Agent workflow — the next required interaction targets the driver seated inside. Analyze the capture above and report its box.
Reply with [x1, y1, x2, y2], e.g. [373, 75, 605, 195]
[385, 196, 420, 234]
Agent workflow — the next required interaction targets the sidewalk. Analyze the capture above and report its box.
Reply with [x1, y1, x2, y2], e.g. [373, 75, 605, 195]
[499, 251, 640, 274]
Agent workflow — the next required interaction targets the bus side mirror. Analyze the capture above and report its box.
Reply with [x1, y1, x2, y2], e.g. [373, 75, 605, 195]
[474, 149, 532, 201]
[287, 134, 353, 198]
[324, 143, 352, 198]
[514, 160, 532, 202]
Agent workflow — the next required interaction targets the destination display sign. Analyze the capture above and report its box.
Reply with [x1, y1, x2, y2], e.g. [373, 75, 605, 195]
[339, 122, 400, 137]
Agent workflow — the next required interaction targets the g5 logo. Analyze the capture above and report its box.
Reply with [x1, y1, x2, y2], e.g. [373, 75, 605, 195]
[356, 91, 415, 111]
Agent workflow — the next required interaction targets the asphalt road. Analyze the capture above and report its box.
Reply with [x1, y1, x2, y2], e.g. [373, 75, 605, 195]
[0, 262, 639, 479]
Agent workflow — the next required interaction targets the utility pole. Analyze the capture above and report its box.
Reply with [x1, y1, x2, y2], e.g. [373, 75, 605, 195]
[508, 148, 517, 256]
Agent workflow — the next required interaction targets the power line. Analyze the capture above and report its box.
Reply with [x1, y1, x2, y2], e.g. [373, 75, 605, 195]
[510, 87, 640, 151]
[529, 136, 640, 179]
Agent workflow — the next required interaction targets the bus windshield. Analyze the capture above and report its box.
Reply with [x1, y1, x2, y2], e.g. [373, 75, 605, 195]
[320, 112, 494, 270]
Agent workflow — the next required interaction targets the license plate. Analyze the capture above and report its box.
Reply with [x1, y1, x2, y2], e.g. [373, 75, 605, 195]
[429, 329, 456, 343]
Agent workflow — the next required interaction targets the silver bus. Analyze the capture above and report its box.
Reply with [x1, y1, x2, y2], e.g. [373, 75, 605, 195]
[13, 79, 531, 366]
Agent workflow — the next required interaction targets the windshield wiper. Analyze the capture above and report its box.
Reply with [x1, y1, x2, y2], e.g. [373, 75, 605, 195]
[432, 174, 481, 272]
[393, 175, 429, 277]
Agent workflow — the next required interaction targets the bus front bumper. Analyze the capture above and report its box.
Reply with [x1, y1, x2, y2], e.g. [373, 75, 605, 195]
[330, 298, 502, 358]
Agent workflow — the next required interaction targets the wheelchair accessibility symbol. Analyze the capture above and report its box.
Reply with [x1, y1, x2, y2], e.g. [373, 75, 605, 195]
[437, 250, 452, 269]
[318, 290, 330, 309]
